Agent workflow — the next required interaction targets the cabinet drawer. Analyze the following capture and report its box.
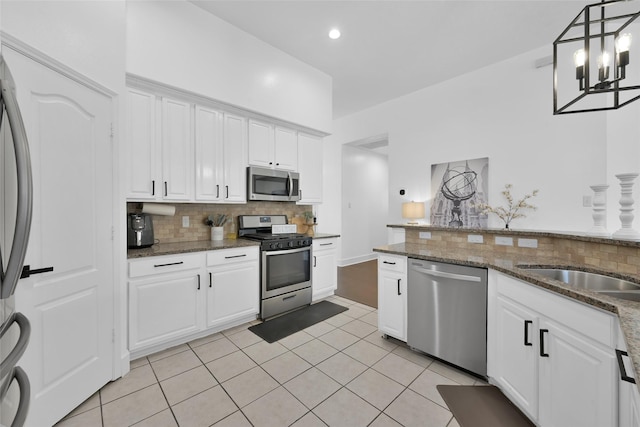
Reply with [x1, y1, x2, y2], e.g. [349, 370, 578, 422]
[313, 238, 338, 251]
[207, 247, 259, 267]
[129, 253, 203, 278]
[378, 254, 406, 273]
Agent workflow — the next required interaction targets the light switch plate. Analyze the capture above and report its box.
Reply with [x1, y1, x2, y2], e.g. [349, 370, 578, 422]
[495, 236, 513, 246]
[182, 216, 189, 228]
[419, 231, 432, 239]
[583, 195, 593, 207]
[467, 234, 483, 244]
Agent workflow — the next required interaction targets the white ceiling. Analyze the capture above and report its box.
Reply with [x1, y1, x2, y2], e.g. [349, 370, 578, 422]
[191, 1, 591, 119]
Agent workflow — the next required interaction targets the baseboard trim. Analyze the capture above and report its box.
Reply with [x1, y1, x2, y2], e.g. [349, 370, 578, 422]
[338, 253, 377, 267]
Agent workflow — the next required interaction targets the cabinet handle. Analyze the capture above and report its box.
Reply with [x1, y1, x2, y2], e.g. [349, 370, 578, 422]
[397, 279, 401, 296]
[383, 261, 396, 265]
[539, 329, 549, 357]
[209, 272, 212, 288]
[299, 189, 302, 200]
[226, 185, 229, 199]
[269, 161, 273, 165]
[164, 181, 168, 197]
[216, 185, 219, 198]
[225, 254, 247, 259]
[524, 320, 533, 346]
[197, 274, 200, 290]
[616, 349, 637, 384]
[314, 256, 317, 267]
[320, 243, 333, 246]
[152, 180, 155, 196]
[276, 162, 280, 166]
[154, 261, 184, 268]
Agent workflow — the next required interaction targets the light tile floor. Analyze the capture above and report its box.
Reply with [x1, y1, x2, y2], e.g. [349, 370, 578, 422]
[56, 295, 486, 427]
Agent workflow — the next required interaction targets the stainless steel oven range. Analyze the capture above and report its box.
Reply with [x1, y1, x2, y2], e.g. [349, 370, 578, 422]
[238, 215, 312, 319]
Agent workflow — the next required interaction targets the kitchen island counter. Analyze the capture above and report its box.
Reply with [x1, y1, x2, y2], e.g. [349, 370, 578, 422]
[374, 240, 640, 393]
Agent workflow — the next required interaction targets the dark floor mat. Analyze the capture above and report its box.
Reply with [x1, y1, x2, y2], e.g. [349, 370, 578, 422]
[248, 301, 348, 343]
[437, 385, 535, 427]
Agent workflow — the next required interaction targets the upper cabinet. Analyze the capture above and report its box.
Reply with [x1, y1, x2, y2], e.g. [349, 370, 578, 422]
[222, 113, 248, 203]
[161, 98, 193, 200]
[126, 89, 158, 200]
[297, 133, 323, 204]
[248, 119, 298, 171]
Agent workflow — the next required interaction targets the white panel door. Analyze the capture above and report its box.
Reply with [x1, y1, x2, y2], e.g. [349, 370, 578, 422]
[207, 263, 259, 329]
[223, 113, 247, 203]
[6, 48, 114, 427]
[161, 97, 193, 200]
[378, 271, 406, 341]
[312, 245, 337, 301]
[195, 105, 223, 201]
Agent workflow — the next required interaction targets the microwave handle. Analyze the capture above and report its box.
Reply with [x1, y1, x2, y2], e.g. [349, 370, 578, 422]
[287, 172, 293, 198]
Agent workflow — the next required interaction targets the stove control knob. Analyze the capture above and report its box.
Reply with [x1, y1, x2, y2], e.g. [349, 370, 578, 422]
[288, 241, 294, 248]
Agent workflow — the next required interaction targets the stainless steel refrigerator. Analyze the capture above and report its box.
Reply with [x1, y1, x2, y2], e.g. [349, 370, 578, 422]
[0, 52, 32, 427]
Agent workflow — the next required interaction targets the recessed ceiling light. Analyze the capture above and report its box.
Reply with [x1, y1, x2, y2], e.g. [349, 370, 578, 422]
[328, 28, 341, 40]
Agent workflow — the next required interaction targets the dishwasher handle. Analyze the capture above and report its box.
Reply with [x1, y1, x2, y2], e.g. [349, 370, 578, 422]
[411, 265, 482, 283]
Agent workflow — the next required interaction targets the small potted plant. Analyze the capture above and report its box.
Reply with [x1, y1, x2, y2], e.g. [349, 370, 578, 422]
[475, 184, 538, 229]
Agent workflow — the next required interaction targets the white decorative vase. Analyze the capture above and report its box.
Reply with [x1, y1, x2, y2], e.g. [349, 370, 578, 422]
[588, 184, 610, 237]
[211, 226, 224, 241]
[612, 173, 640, 241]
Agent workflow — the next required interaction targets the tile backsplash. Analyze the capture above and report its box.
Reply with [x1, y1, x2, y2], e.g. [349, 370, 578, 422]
[127, 202, 314, 244]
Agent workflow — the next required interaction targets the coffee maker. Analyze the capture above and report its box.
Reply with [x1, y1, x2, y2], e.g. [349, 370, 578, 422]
[127, 213, 154, 248]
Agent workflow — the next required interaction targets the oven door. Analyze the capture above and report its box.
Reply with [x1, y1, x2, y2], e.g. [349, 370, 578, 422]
[262, 246, 311, 299]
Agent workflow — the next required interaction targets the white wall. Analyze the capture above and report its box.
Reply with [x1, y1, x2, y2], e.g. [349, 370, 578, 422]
[323, 44, 626, 250]
[341, 145, 388, 265]
[126, 1, 332, 133]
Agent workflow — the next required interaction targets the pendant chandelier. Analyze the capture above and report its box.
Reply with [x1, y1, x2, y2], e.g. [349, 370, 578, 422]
[553, 0, 640, 114]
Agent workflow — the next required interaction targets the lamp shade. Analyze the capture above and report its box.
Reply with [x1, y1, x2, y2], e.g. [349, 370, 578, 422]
[402, 202, 425, 223]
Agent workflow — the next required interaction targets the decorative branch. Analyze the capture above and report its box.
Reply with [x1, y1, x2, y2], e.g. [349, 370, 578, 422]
[475, 184, 539, 228]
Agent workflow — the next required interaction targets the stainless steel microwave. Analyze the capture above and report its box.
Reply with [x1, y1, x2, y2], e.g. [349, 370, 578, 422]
[247, 166, 301, 202]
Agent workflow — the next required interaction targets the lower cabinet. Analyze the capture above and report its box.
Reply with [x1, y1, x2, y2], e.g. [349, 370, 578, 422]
[618, 326, 640, 427]
[128, 247, 259, 356]
[488, 270, 618, 427]
[206, 247, 260, 329]
[312, 238, 338, 301]
[377, 254, 407, 341]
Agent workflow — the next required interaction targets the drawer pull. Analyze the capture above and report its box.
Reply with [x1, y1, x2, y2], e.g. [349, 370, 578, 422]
[320, 243, 333, 246]
[616, 349, 637, 384]
[540, 329, 549, 357]
[225, 254, 247, 259]
[524, 320, 533, 346]
[153, 261, 184, 268]
[383, 261, 396, 265]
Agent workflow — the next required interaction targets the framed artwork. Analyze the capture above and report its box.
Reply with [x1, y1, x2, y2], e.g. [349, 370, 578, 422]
[430, 157, 489, 228]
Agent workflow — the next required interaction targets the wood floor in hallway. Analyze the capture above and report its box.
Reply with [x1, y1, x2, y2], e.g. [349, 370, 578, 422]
[336, 260, 378, 308]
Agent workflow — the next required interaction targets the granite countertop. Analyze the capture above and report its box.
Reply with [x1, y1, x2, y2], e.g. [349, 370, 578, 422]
[374, 242, 640, 390]
[127, 239, 259, 259]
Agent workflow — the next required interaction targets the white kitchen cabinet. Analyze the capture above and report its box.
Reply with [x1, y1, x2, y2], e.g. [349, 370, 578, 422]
[297, 132, 323, 204]
[161, 97, 193, 200]
[194, 105, 223, 201]
[488, 270, 617, 427]
[222, 113, 248, 203]
[617, 326, 640, 427]
[128, 253, 205, 352]
[248, 119, 297, 171]
[377, 254, 407, 341]
[312, 238, 338, 301]
[126, 88, 158, 200]
[126, 89, 194, 201]
[206, 247, 259, 328]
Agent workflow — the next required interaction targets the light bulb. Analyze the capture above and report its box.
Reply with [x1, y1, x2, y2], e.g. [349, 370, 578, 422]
[328, 28, 341, 40]
[599, 51, 611, 67]
[574, 49, 586, 67]
[616, 33, 632, 53]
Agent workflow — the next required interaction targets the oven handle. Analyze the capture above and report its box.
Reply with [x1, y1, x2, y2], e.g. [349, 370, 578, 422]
[263, 246, 311, 256]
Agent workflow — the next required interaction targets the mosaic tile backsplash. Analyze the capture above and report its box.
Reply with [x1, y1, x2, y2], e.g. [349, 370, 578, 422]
[127, 202, 314, 244]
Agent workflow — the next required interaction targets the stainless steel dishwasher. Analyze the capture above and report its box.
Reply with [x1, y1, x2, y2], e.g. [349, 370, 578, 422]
[407, 258, 487, 377]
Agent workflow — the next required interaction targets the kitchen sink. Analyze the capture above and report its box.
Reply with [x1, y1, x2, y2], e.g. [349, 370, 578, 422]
[522, 268, 640, 302]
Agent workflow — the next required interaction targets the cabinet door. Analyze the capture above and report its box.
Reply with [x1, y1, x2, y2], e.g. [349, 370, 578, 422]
[274, 126, 297, 171]
[207, 263, 259, 329]
[126, 89, 158, 200]
[248, 119, 274, 168]
[538, 318, 617, 427]
[223, 113, 247, 203]
[195, 106, 223, 201]
[378, 270, 407, 341]
[129, 272, 203, 350]
[297, 133, 323, 203]
[492, 295, 539, 420]
[312, 243, 337, 301]
[161, 98, 193, 200]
